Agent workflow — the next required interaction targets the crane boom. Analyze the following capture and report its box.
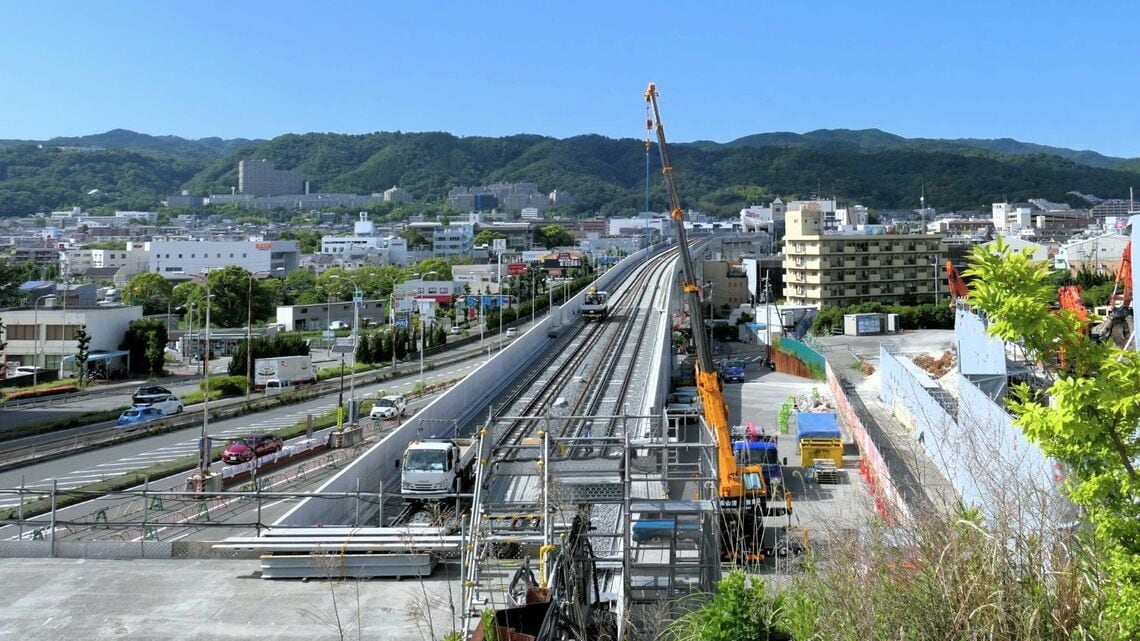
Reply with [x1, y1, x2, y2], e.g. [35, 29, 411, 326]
[1112, 241, 1132, 309]
[645, 83, 760, 506]
[945, 260, 969, 307]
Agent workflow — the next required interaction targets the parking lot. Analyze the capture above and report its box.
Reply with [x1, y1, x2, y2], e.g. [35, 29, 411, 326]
[719, 349, 878, 566]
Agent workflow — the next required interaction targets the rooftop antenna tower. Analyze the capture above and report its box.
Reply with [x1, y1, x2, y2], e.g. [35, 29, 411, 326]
[920, 180, 926, 230]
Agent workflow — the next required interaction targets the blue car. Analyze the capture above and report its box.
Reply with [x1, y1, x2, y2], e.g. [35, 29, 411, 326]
[117, 406, 164, 427]
[719, 359, 746, 383]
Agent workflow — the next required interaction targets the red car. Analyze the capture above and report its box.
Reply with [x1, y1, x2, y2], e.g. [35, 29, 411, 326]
[222, 434, 285, 464]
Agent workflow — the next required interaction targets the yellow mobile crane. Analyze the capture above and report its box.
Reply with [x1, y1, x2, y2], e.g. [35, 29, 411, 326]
[645, 83, 777, 558]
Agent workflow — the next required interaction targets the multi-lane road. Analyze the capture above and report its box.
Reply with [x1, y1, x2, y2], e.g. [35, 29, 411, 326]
[0, 354, 494, 512]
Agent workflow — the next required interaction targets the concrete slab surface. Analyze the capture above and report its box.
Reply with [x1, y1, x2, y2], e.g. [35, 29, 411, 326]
[0, 557, 464, 641]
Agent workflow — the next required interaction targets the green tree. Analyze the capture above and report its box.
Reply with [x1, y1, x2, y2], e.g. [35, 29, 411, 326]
[228, 334, 311, 379]
[204, 266, 275, 328]
[171, 281, 206, 315]
[401, 228, 428, 249]
[276, 229, 323, 253]
[0, 315, 8, 377]
[474, 230, 506, 246]
[373, 329, 392, 364]
[316, 268, 356, 302]
[412, 258, 452, 281]
[123, 272, 174, 315]
[393, 327, 409, 360]
[283, 270, 316, 305]
[120, 318, 168, 376]
[356, 332, 372, 364]
[966, 237, 1139, 634]
[73, 325, 91, 388]
[538, 224, 575, 249]
[0, 263, 26, 307]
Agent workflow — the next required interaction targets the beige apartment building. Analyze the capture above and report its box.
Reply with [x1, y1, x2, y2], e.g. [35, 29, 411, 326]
[782, 204, 946, 308]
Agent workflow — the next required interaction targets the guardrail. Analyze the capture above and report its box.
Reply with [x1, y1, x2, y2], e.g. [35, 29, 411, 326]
[0, 376, 202, 410]
[0, 342, 485, 473]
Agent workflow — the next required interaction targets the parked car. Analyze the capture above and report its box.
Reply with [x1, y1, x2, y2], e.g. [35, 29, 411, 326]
[117, 406, 165, 427]
[450, 325, 462, 335]
[505, 327, 518, 338]
[222, 434, 285, 465]
[132, 393, 183, 415]
[369, 394, 407, 420]
[666, 388, 703, 423]
[328, 320, 350, 331]
[12, 366, 38, 377]
[132, 385, 172, 405]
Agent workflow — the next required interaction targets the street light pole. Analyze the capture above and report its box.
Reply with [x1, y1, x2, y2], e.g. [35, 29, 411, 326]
[200, 291, 214, 474]
[246, 274, 254, 400]
[389, 292, 396, 372]
[350, 284, 360, 423]
[184, 301, 194, 364]
[330, 274, 362, 424]
[246, 269, 276, 401]
[33, 294, 56, 387]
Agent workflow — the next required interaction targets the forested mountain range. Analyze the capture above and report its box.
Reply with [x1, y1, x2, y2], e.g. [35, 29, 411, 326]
[1, 128, 1138, 218]
[715, 128, 1130, 169]
[0, 129, 260, 159]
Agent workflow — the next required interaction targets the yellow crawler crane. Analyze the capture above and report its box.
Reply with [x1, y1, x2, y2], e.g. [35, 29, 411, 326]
[645, 83, 784, 559]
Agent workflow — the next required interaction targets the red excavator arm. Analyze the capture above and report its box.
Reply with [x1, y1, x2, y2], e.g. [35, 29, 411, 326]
[1058, 285, 1090, 332]
[1110, 241, 1132, 309]
[945, 260, 969, 307]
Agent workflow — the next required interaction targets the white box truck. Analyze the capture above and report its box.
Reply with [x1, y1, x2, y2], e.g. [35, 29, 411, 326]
[254, 355, 315, 391]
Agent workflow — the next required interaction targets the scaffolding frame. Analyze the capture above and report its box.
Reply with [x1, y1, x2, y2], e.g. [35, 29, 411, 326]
[460, 411, 721, 640]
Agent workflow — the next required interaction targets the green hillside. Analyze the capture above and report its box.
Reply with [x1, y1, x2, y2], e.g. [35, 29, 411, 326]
[722, 128, 1132, 169]
[184, 131, 1137, 214]
[0, 128, 260, 160]
[0, 145, 202, 215]
[3, 129, 1139, 218]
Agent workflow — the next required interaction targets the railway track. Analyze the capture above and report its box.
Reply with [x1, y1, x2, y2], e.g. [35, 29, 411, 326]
[490, 246, 680, 453]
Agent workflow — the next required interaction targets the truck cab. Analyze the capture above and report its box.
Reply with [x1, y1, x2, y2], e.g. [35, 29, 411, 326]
[401, 438, 475, 496]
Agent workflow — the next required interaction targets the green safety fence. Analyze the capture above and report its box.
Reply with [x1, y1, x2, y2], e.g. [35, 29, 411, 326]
[773, 336, 826, 380]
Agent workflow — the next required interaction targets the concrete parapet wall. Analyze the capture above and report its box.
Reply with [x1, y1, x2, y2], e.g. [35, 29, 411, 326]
[277, 245, 659, 527]
[0, 540, 260, 560]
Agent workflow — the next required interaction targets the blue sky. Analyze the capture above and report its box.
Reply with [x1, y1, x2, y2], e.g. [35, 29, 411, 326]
[4, 1, 1140, 156]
